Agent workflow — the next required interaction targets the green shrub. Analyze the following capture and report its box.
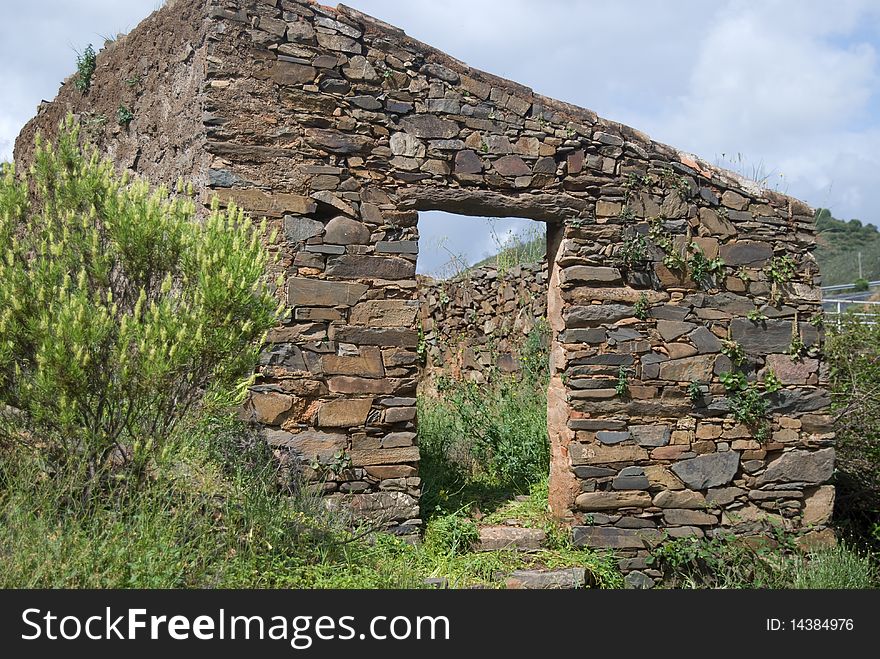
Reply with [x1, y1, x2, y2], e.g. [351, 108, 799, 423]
[425, 378, 549, 496]
[0, 118, 280, 495]
[116, 104, 134, 126]
[853, 277, 870, 292]
[648, 533, 791, 589]
[418, 320, 550, 517]
[826, 316, 880, 548]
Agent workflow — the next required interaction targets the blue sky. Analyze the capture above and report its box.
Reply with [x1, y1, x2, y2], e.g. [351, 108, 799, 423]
[3, 0, 880, 275]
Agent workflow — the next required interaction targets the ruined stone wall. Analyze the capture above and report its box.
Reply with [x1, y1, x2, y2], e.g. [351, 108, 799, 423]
[417, 262, 548, 383]
[17, 0, 836, 558]
[14, 0, 212, 191]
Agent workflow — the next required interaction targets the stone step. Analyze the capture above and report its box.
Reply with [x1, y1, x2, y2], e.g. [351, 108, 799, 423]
[478, 525, 546, 551]
[505, 568, 588, 589]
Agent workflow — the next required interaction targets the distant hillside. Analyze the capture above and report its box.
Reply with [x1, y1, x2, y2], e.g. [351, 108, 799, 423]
[471, 234, 546, 271]
[814, 208, 880, 287]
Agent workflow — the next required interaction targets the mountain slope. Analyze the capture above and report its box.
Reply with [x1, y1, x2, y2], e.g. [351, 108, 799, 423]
[814, 209, 880, 287]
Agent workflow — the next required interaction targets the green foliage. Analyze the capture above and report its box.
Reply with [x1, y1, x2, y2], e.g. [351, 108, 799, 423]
[0, 411, 351, 588]
[633, 292, 650, 320]
[853, 277, 870, 292]
[116, 104, 134, 126]
[424, 513, 479, 557]
[418, 320, 550, 518]
[0, 118, 280, 494]
[767, 254, 797, 284]
[788, 544, 878, 589]
[721, 339, 746, 365]
[788, 333, 806, 360]
[688, 380, 705, 404]
[423, 477, 623, 589]
[617, 230, 649, 271]
[623, 172, 653, 193]
[648, 533, 787, 588]
[423, 377, 549, 508]
[719, 370, 748, 391]
[649, 533, 877, 589]
[648, 216, 686, 271]
[747, 308, 768, 323]
[519, 318, 551, 383]
[735, 266, 752, 283]
[646, 219, 724, 289]
[657, 166, 692, 198]
[767, 255, 797, 304]
[720, 371, 781, 442]
[617, 205, 636, 221]
[74, 45, 97, 93]
[763, 370, 783, 393]
[826, 316, 880, 549]
[0, 404, 625, 589]
[615, 366, 630, 398]
[687, 246, 725, 288]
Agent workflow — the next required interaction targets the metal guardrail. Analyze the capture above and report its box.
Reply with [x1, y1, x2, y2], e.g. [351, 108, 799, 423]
[821, 280, 880, 293]
[822, 298, 880, 327]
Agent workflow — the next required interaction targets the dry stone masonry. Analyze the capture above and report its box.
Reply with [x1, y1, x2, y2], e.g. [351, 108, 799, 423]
[418, 262, 548, 383]
[16, 0, 836, 565]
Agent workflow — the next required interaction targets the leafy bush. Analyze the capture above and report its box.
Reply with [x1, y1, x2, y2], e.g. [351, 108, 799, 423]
[648, 533, 790, 589]
[0, 118, 280, 495]
[418, 380, 549, 518]
[418, 320, 550, 517]
[853, 277, 870, 292]
[424, 378, 549, 498]
[825, 316, 880, 547]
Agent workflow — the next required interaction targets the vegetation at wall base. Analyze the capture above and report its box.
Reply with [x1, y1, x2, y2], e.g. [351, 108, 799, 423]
[648, 533, 877, 589]
[825, 315, 880, 551]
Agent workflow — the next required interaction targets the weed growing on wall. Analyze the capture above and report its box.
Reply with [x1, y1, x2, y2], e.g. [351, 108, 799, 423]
[74, 44, 97, 92]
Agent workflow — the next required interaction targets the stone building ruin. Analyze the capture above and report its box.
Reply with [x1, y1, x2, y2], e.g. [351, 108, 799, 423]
[16, 0, 836, 559]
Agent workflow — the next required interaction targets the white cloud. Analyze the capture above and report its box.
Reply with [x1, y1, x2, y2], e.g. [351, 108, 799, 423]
[0, 0, 159, 160]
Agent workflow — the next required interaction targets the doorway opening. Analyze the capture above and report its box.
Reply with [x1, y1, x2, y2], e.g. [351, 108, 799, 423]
[414, 210, 553, 525]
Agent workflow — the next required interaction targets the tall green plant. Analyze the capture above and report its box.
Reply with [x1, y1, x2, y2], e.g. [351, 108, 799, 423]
[0, 117, 280, 493]
[826, 316, 880, 546]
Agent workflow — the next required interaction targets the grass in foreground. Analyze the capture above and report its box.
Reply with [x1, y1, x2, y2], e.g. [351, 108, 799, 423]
[0, 408, 620, 589]
[2, 380, 876, 589]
